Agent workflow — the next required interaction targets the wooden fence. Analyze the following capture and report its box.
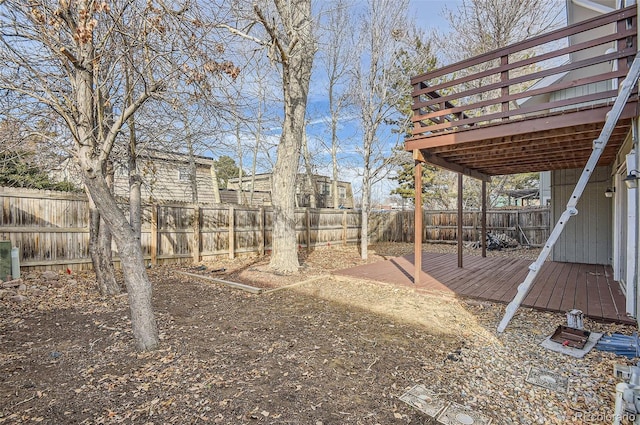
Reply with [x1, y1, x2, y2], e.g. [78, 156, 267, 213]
[0, 187, 550, 271]
[0, 187, 361, 271]
[369, 208, 550, 246]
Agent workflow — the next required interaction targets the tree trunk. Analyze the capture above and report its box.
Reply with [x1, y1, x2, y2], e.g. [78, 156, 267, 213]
[129, 172, 142, 239]
[267, 0, 315, 273]
[126, 68, 142, 240]
[250, 142, 259, 206]
[360, 127, 374, 260]
[185, 127, 199, 203]
[88, 198, 120, 296]
[75, 52, 157, 350]
[128, 147, 142, 241]
[85, 171, 158, 351]
[360, 165, 371, 260]
[250, 95, 263, 206]
[86, 160, 119, 296]
[302, 132, 317, 208]
[330, 90, 340, 209]
[270, 135, 302, 271]
[234, 103, 244, 205]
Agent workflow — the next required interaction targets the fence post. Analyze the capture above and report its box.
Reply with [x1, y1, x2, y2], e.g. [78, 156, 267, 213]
[482, 181, 487, 257]
[192, 205, 201, 264]
[516, 209, 520, 244]
[228, 205, 235, 259]
[306, 207, 311, 252]
[150, 204, 158, 266]
[259, 207, 265, 256]
[473, 210, 478, 243]
[342, 210, 347, 246]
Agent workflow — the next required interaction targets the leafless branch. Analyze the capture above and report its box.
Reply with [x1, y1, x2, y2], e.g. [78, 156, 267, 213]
[216, 23, 267, 46]
[253, 5, 288, 63]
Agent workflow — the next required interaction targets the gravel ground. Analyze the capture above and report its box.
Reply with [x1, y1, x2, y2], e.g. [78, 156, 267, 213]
[292, 274, 637, 425]
[432, 300, 633, 424]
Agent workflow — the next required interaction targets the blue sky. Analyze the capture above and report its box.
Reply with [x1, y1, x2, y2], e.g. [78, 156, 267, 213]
[301, 0, 461, 204]
[215, 0, 461, 204]
[409, 0, 458, 32]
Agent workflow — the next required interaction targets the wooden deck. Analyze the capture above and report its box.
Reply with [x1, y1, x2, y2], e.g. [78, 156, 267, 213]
[334, 252, 634, 325]
[406, 6, 638, 178]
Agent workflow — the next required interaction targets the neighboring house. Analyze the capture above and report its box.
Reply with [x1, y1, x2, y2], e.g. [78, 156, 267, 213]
[53, 149, 221, 204]
[114, 150, 220, 204]
[218, 188, 272, 206]
[228, 173, 355, 208]
[496, 188, 541, 207]
[406, 1, 640, 320]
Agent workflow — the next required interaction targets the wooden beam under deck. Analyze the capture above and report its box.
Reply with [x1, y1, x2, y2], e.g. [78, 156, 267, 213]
[419, 150, 491, 182]
[427, 124, 630, 155]
[406, 106, 636, 177]
[406, 104, 637, 151]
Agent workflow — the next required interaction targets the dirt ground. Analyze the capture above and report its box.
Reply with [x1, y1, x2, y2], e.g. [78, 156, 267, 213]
[0, 243, 635, 424]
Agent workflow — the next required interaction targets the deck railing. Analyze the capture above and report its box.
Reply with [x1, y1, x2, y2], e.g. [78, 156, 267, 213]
[411, 5, 638, 138]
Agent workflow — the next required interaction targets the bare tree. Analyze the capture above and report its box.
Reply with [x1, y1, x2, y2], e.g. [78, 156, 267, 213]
[0, 0, 238, 350]
[221, 0, 316, 272]
[429, 0, 560, 204]
[351, 0, 416, 260]
[437, 0, 562, 62]
[319, 0, 353, 209]
[301, 131, 318, 208]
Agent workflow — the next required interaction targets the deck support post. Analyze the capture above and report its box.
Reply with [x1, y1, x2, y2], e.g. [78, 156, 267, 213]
[413, 150, 424, 285]
[482, 180, 487, 258]
[458, 173, 463, 268]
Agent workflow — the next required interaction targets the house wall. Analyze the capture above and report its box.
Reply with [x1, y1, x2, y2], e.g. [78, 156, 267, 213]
[227, 175, 272, 192]
[218, 189, 272, 205]
[567, 0, 618, 65]
[228, 174, 355, 208]
[548, 0, 620, 111]
[308, 176, 354, 209]
[550, 81, 613, 111]
[551, 166, 613, 264]
[113, 158, 218, 204]
[540, 171, 552, 206]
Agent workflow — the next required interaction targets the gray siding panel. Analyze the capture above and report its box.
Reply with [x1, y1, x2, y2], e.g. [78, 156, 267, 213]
[551, 167, 612, 264]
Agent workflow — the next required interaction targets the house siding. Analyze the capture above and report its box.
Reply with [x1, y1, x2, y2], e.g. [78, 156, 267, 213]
[228, 174, 354, 208]
[550, 81, 612, 111]
[551, 166, 612, 264]
[545, 0, 618, 112]
[113, 157, 218, 204]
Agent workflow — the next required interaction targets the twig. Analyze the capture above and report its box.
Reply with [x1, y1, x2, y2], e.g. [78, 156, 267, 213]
[89, 338, 102, 352]
[358, 335, 377, 347]
[14, 394, 36, 407]
[216, 23, 267, 46]
[367, 357, 379, 371]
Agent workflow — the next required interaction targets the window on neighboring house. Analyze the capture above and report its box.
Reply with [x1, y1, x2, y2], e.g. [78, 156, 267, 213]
[339, 186, 346, 199]
[179, 168, 190, 181]
[317, 182, 330, 195]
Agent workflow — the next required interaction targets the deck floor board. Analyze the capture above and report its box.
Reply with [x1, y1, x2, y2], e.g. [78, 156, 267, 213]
[335, 252, 633, 324]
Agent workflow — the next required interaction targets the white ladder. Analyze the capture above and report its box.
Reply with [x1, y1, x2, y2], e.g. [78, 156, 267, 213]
[497, 56, 640, 333]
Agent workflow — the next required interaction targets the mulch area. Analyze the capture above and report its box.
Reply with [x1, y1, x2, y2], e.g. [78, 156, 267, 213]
[0, 243, 635, 424]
